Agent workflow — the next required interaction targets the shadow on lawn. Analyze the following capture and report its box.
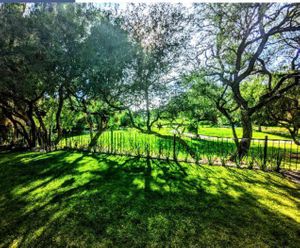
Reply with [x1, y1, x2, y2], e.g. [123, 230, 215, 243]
[0, 151, 299, 248]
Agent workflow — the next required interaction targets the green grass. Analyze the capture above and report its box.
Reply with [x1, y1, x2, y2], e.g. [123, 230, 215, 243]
[61, 129, 300, 170]
[152, 121, 293, 140]
[0, 151, 299, 247]
[197, 127, 291, 140]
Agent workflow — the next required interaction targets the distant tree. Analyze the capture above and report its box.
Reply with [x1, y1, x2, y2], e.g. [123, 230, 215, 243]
[265, 86, 300, 145]
[72, 20, 136, 148]
[164, 87, 218, 137]
[186, 74, 241, 146]
[113, 3, 191, 133]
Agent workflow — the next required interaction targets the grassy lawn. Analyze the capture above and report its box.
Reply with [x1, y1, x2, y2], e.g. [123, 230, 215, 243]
[197, 127, 291, 140]
[151, 122, 293, 140]
[0, 151, 299, 247]
[62, 129, 300, 170]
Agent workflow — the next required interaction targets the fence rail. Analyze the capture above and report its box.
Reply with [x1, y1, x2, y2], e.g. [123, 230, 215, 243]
[58, 130, 300, 171]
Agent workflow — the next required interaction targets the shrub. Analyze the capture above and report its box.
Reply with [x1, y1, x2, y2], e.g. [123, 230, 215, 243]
[119, 113, 131, 127]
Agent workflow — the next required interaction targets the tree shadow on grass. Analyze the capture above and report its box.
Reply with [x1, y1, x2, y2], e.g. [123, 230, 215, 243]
[0, 151, 299, 248]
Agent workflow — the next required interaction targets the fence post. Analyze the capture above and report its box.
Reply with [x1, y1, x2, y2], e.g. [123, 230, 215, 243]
[173, 134, 176, 161]
[111, 128, 114, 154]
[263, 135, 268, 170]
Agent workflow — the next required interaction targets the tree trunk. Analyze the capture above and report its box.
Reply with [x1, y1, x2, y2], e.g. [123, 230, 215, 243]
[258, 124, 262, 132]
[289, 129, 300, 146]
[88, 116, 108, 149]
[48, 126, 52, 149]
[27, 103, 37, 148]
[7, 116, 31, 147]
[35, 110, 50, 151]
[216, 104, 239, 147]
[55, 86, 64, 145]
[235, 111, 253, 159]
[230, 122, 239, 148]
[86, 114, 93, 140]
[88, 129, 104, 149]
[145, 89, 151, 133]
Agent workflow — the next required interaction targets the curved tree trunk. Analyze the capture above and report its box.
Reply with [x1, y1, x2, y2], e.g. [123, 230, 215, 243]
[88, 129, 105, 149]
[88, 115, 108, 149]
[289, 129, 300, 146]
[7, 115, 31, 147]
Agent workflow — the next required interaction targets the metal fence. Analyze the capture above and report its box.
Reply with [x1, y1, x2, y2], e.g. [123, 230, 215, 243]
[59, 130, 300, 171]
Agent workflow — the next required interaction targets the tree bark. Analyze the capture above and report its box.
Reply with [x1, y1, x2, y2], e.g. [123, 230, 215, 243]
[216, 104, 239, 147]
[88, 115, 108, 149]
[145, 89, 151, 133]
[235, 110, 253, 159]
[35, 109, 50, 151]
[230, 122, 239, 148]
[27, 103, 37, 148]
[88, 128, 105, 149]
[289, 129, 300, 146]
[55, 86, 64, 145]
[6, 115, 31, 147]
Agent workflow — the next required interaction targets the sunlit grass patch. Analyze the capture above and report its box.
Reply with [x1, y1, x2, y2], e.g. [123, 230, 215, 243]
[0, 151, 299, 247]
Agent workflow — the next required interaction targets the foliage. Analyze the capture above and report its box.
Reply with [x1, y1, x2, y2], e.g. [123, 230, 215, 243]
[264, 86, 300, 145]
[190, 3, 300, 158]
[0, 2, 299, 160]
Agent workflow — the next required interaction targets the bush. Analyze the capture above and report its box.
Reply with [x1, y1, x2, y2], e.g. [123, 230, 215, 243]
[187, 122, 197, 133]
[71, 117, 86, 135]
[119, 113, 131, 127]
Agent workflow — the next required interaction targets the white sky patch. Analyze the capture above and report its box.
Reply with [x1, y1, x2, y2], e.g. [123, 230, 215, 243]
[75, 0, 300, 3]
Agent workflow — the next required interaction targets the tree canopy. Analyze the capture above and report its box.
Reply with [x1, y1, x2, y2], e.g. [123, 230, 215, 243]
[0, 3, 299, 158]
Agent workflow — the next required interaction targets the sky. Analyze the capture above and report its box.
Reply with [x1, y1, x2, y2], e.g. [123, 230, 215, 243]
[75, 0, 299, 3]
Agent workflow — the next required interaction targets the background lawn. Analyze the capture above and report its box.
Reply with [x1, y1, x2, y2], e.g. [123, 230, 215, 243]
[61, 128, 300, 170]
[196, 127, 292, 140]
[0, 151, 299, 247]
